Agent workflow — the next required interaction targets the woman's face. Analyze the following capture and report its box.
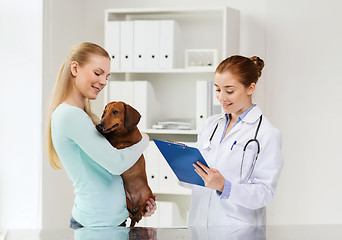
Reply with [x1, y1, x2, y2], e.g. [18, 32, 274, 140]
[71, 55, 110, 100]
[214, 70, 255, 116]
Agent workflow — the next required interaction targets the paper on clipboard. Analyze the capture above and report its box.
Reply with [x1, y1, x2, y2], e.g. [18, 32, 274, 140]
[153, 139, 209, 187]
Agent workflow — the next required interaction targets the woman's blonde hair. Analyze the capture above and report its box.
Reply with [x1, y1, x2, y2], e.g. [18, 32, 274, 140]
[46, 42, 110, 170]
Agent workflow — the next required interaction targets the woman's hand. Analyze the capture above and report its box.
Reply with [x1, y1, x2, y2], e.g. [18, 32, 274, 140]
[143, 195, 157, 217]
[193, 161, 225, 192]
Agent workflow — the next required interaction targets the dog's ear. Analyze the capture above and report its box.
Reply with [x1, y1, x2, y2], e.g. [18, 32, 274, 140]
[124, 103, 141, 130]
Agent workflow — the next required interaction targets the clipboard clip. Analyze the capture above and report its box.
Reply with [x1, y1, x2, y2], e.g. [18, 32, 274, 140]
[165, 140, 187, 147]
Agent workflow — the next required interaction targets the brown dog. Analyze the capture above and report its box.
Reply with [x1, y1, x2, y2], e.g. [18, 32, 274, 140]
[96, 101, 155, 227]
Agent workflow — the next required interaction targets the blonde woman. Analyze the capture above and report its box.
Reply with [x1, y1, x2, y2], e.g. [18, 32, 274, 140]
[46, 42, 156, 228]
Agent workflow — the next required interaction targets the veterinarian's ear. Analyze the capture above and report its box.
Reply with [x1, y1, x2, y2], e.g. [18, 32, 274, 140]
[124, 103, 141, 130]
[70, 61, 79, 77]
[247, 82, 256, 96]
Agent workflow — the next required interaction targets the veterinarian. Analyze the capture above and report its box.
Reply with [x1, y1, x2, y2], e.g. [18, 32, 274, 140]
[190, 55, 283, 226]
[46, 42, 156, 228]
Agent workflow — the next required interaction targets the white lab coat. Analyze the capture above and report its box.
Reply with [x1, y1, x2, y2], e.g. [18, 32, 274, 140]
[188, 105, 283, 226]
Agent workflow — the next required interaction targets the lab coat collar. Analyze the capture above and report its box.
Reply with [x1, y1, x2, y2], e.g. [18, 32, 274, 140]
[240, 104, 262, 124]
[216, 105, 262, 124]
[218, 112, 227, 121]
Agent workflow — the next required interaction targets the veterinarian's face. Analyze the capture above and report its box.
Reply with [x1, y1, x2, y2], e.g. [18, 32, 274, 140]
[214, 70, 255, 116]
[72, 55, 110, 100]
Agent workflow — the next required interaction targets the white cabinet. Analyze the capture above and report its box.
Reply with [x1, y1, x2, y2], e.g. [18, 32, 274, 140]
[104, 7, 239, 133]
[104, 7, 240, 227]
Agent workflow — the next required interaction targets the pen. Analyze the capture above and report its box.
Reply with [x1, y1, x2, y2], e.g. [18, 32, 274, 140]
[231, 141, 237, 150]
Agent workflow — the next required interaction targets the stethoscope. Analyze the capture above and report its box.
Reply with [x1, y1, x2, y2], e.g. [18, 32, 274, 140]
[203, 115, 263, 183]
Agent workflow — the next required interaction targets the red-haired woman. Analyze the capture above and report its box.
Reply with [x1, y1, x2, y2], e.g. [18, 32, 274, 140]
[190, 55, 283, 226]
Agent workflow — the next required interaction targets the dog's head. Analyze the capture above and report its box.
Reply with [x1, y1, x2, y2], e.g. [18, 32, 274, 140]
[96, 101, 141, 134]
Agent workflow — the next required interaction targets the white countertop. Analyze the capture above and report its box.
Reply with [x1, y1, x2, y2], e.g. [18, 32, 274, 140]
[4, 225, 342, 240]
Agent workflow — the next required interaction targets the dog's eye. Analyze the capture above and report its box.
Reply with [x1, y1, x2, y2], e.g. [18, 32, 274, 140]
[112, 110, 118, 115]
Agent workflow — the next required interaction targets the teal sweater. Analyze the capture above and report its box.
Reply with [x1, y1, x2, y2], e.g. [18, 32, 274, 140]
[51, 103, 149, 227]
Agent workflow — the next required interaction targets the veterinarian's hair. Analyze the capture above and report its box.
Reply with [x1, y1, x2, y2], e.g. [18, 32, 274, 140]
[215, 55, 264, 88]
[46, 42, 110, 170]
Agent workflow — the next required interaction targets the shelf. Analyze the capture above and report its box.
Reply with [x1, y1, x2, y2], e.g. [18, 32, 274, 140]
[144, 129, 198, 135]
[106, 7, 228, 15]
[111, 67, 215, 73]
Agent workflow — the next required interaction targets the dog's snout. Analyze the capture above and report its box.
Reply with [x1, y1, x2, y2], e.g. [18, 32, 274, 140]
[96, 122, 104, 130]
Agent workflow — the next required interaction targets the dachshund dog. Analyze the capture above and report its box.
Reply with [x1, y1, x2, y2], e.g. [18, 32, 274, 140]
[96, 101, 155, 227]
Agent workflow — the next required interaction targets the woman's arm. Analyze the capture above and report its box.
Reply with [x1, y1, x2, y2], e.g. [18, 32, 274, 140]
[52, 105, 149, 175]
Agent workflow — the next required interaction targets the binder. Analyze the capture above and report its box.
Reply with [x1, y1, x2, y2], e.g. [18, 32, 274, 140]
[153, 139, 209, 187]
[105, 21, 120, 71]
[134, 20, 161, 69]
[133, 20, 147, 69]
[196, 81, 209, 131]
[196, 81, 222, 131]
[145, 20, 160, 69]
[133, 81, 158, 131]
[159, 149, 175, 193]
[120, 21, 134, 69]
[159, 20, 181, 69]
[144, 141, 160, 193]
[108, 81, 134, 106]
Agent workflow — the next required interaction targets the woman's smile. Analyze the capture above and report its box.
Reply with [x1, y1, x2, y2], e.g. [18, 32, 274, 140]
[222, 103, 233, 109]
[92, 85, 101, 94]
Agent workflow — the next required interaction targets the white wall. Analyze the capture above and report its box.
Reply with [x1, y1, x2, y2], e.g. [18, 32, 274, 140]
[0, 0, 42, 230]
[42, 0, 86, 229]
[265, 0, 342, 224]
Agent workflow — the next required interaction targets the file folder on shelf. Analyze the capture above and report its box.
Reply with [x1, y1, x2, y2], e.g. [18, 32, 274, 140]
[159, 20, 181, 69]
[196, 81, 210, 131]
[153, 139, 209, 187]
[133, 81, 159, 131]
[105, 21, 120, 70]
[120, 21, 134, 69]
[108, 81, 134, 106]
[133, 20, 147, 69]
[196, 81, 222, 131]
[144, 142, 160, 193]
[145, 20, 160, 69]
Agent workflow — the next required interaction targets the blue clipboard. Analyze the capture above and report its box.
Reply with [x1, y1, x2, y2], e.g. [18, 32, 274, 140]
[153, 139, 209, 187]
